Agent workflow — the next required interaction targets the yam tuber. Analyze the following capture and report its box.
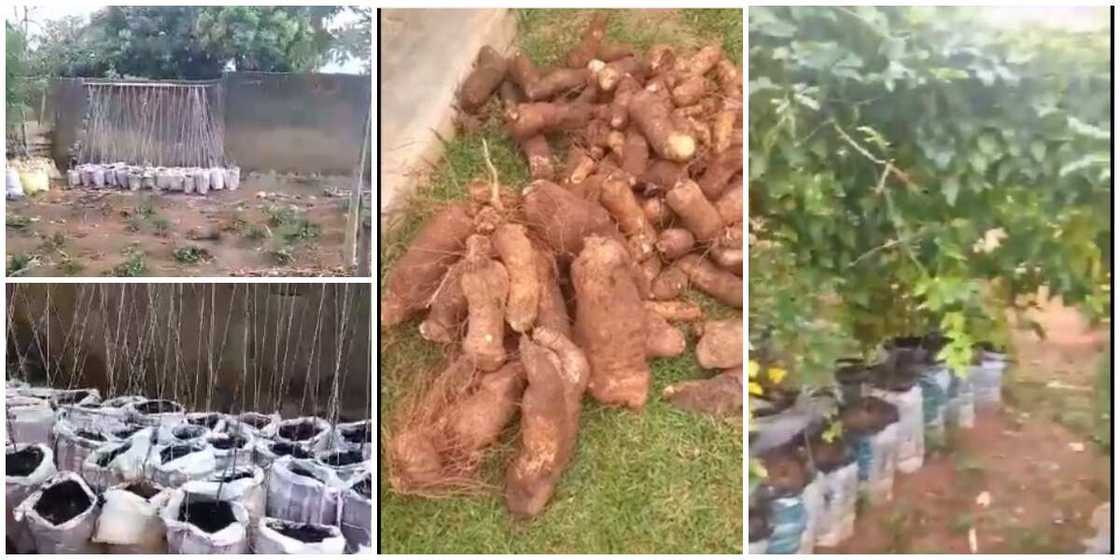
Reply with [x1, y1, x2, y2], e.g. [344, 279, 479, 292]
[565, 13, 608, 69]
[710, 245, 743, 275]
[572, 235, 650, 409]
[446, 361, 526, 452]
[641, 196, 672, 228]
[656, 228, 696, 260]
[521, 134, 555, 180]
[714, 179, 743, 226]
[629, 89, 696, 162]
[598, 56, 648, 91]
[561, 146, 597, 185]
[419, 260, 468, 343]
[665, 179, 724, 243]
[499, 80, 526, 111]
[460, 235, 511, 371]
[695, 318, 744, 369]
[677, 254, 742, 308]
[671, 75, 707, 107]
[505, 332, 587, 518]
[608, 74, 642, 129]
[493, 224, 541, 333]
[639, 159, 687, 191]
[698, 147, 743, 200]
[525, 68, 593, 101]
[522, 180, 620, 256]
[662, 366, 743, 418]
[534, 250, 571, 338]
[620, 128, 650, 178]
[507, 102, 594, 141]
[383, 203, 476, 327]
[644, 300, 704, 322]
[600, 176, 657, 257]
[598, 41, 635, 62]
[682, 45, 722, 78]
[388, 427, 444, 491]
[651, 265, 689, 301]
[646, 311, 686, 358]
[459, 46, 509, 112]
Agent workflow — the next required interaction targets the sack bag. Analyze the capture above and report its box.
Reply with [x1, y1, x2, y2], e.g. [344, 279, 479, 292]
[947, 370, 976, 429]
[185, 411, 227, 432]
[253, 439, 315, 472]
[8, 167, 25, 199]
[340, 470, 372, 552]
[6, 444, 58, 553]
[81, 440, 134, 492]
[169, 423, 211, 444]
[814, 461, 858, 547]
[868, 384, 924, 473]
[253, 517, 347, 554]
[14, 471, 100, 553]
[92, 481, 172, 553]
[160, 490, 250, 553]
[210, 167, 225, 190]
[180, 465, 267, 528]
[854, 421, 899, 505]
[274, 416, 334, 452]
[153, 443, 218, 488]
[7, 397, 55, 446]
[49, 388, 101, 409]
[207, 429, 256, 471]
[765, 491, 808, 554]
[798, 472, 823, 553]
[225, 166, 241, 191]
[127, 399, 186, 427]
[234, 411, 281, 439]
[334, 420, 372, 460]
[918, 366, 951, 447]
[53, 419, 112, 473]
[194, 169, 210, 195]
[267, 457, 345, 525]
[314, 447, 369, 482]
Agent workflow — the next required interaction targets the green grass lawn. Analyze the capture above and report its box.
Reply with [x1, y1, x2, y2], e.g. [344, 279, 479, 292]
[379, 8, 743, 554]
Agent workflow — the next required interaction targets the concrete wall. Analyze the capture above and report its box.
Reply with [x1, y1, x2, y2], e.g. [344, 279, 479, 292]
[47, 71, 370, 176]
[7, 283, 372, 421]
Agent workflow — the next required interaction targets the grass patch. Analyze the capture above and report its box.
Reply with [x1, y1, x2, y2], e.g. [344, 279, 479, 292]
[59, 257, 84, 276]
[7, 254, 35, 276]
[270, 246, 294, 266]
[7, 213, 32, 230]
[245, 224, 270, 241]
[112, 246, 147, 277]
[173, 246, 212, 265]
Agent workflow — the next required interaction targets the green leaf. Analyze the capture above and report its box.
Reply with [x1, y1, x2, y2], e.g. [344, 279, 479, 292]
[977, 133, 999, 156]
[1029, 140, 1047, 162]
[942, 176, 961, 206]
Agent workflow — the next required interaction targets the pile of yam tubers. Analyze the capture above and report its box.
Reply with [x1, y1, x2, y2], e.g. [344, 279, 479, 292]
[383, 14, 744, 518]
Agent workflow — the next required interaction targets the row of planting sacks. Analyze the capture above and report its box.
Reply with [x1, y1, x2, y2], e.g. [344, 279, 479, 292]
[67, 163, 241, 194]
[5, 382, 371, 554]
[749, 347, 1009, 553]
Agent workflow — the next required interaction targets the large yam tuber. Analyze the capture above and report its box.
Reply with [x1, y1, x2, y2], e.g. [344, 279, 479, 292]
[507, 102, 594, 141]
[446, 361, 526, 452]
[521, 134, 555, 180]
[572, 236, 650, 409]
[608, 74, 641, 129]
[534, 250, 571, 338]
[665, 179, 724, 243]
[459, 46, 509, 112]
[698, 147, 743, 199]
[639, 159, 686, 191]
[678, 254, 742, 308]
[644, 300, 704, 322]
[522, 180, 621, 257]
[671, 75, 707, 107]
[620, 128, 650, 178]
[493, 224, 541, 333]
[419, 261, 468, 343]
[525, 68, 593, 101]
[710, 245, 743, 275]
[683, 45, 722, 77]
[499, 80, 526, 111]
[505, 332, 587, 518]
[600, 176, 657, 257]
[628, 89, 696, 162]
[662, 366, 742, 418]
[598, 56, 648, 91]
[561, 146, 597, 185]
[460, 235, 511, 371]
[598, 41, 635, 62]
[656, 228, 696, 260]
[388, 427, 444, 491]
[641, 196, 672, 228]
[715, 181, 743, 226]
[695, 318, 744, 369]
[646, 311, 686, 358]
[383, 203, 476, 327]
[565, 13, 607, 69]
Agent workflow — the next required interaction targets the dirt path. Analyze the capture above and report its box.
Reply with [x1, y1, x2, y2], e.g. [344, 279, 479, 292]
[821, 300, 1110, 553]
[7, 174, 359, 277]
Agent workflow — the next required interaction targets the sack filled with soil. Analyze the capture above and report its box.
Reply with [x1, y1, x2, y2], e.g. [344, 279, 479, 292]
[159, 490, 250, 553]
[127, 399, 186, 428]
[266, 456, 346, 526]
[340, 471, 371, 552]
[748, 496, 773, 554]
[274, 416, 333, 452]
[225, 166, 241, 191]
[918, 364, 952, 448]
[334, 419, 372, 460]
[194, 168, 211, 195]
[253, 439, 314, 471]
[947, 369, 976, 429]
[92, 481, 171, 553]
[313, 448, 368, 481]
[6, 396, 55, 446]
[80, 440, 135, 492]
[207, 429, 256, 471]
[52, 419, 110, 473]
[153, 442, 218, 488]
[6, 444, 58, 553]
[186, 412, 227, 431]
[804, 431, 858, 547]
[758, 448, 812, 553]
[13, 472, 100, 553]
[67, 168, 80, 187]
[180, 465, 267, 528]
[252, 517, 347, 554]
[840, 396, 899, 505]
[233, 411, 281, 439]
[48, 388, 101, 409]
[170, 423, 210, 444]
[868, 381, 924, 474]
[209, 167, 226, 190]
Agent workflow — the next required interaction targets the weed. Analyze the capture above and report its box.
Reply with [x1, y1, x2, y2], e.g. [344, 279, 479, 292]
[137, 196, 157, 219]
[7, 254, 36, 276]
[151, 216, 172, 237]
[59, 257, 84, 276]
[270, 246, 294, 265]
[281, 219, 320, 243]
[265, 205, 299, 227]
[173, 246, 212, 265]
[7, 213, 32, 230]
[113, 247, 147, 277]
[125, 215, 144, 233]
[245, 224, 270, 240]
[39, 231, 66, 253]
[949, 512, 974, 535]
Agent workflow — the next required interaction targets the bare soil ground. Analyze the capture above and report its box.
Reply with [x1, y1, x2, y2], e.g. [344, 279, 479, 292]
[821, 300, 1110, 553]
[7, 174, 360, 277]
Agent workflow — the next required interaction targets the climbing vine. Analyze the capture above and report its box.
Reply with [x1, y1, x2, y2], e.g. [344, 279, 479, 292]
[748, 7, 1111, 383]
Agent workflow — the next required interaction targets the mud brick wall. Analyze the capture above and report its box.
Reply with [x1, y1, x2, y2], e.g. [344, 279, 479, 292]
[48, 72, 370, 176]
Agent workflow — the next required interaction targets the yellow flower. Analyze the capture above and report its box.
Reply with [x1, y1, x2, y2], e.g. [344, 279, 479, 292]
[748, 360, 760, 379]
[767, 367, 787, 385]
[748, 381, 764, 396]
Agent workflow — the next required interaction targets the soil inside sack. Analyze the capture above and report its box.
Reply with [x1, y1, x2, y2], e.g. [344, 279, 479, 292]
[33, 480, 92, 525]
[288, 464, 322, 482]
[135, 400, 181, 414]
[211, 435, 247, 450]
[353, 476, 371, 499]
[215, 470, 253, 483]
[807, 432, 851, 473]
[277, 420, 320, 441]
[54, 390, 92, 404]
[268, 520, 333, 543]
[113, 427, 141, 439]
[123, 482, 161, 499]
[95, 442, 133, 467]
[173, 425, 207, 441]
[761, 448, 808, 497]
[179, 497, 235, 534]
[77, 430, 106, 441]
[322, 450, 363, 466]
[341, 422, 371, 443]
[749, 505, 773, 542]
[240, 414, 272, 429]
[188, 414, 222, 428]
[270, 443, 311, 459]
[841, 396, 899, 435]
[160, 444, 200, 464]
[7, 445, 44, 476]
